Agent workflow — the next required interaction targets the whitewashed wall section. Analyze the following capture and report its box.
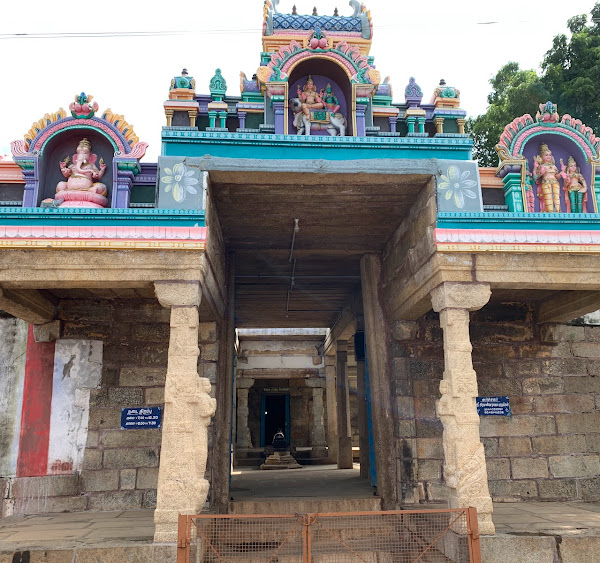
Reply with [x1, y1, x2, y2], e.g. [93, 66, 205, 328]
[46, 340, 103, 475]
[0, 318, 28, 477]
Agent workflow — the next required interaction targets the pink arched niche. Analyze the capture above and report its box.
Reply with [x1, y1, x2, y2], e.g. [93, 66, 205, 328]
[38, 129, 115, 205]
[288, 58, 353, 135]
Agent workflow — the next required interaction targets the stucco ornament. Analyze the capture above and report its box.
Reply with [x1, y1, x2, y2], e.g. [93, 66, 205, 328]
[438, 165, 477, 209]
[161, 162, 198, 203]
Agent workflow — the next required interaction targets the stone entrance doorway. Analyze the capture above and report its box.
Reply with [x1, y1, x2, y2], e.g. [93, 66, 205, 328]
[261, 393, 289, 447]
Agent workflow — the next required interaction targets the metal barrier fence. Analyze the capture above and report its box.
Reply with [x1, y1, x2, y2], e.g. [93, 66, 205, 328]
[177, 507, 482, 562]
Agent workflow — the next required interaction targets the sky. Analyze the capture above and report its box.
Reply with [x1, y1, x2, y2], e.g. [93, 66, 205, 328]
[0, 0, 596, 160]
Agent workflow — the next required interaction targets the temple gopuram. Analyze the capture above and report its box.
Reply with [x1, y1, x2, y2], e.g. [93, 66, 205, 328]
[1, 2, 600, 561]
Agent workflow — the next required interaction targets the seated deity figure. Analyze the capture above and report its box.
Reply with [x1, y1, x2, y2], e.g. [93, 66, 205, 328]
[560, 156, 588, 213]
[53, 138, 109, 208]
[533, 143, 561, 213]
[297, 76, 324, 118]
[320, 83, 340, 113]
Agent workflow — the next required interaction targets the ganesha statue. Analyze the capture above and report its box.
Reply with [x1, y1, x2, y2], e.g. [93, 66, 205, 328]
[48, 138, 109, 208]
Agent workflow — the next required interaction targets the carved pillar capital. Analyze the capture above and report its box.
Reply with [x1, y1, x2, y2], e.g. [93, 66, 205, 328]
[430, 282, 491, 313]
[154, 281, 202, 309]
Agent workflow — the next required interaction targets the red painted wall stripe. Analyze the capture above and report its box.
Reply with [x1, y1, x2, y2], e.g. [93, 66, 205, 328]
[16, 325, 55, 477]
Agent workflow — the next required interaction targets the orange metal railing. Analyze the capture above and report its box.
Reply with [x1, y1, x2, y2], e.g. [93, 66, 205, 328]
[177, 507, 482, 562]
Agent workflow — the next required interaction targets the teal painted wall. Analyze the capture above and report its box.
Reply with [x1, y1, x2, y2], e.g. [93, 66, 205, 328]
[161, 130, 473, 161]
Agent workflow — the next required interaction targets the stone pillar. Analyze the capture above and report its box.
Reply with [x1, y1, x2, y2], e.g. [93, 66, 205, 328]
[208, 111, 217, 128]
[355, 328, 370, 479]
[218, 111, 227, 129]
[188, 109, 198, 127]
[309, 382, 327, 456]
[502, 172, 526, 212]
[430, 282, 495, 535]
[165, 109, 174, 127]
[457, 118, 466, 135]
[273, 101, 285, 135]
[360, 254, 397, 508]
[21, 161, 39, 207]
[113, 169, 134, 209]
[153, 281, 216, 543]
[417, 116, 426, 134]
[236, 378, 253, 448]
[336, 341, 353, 469]
[405, 116, 416, 134]
[388, 116, 398, 133]
[238, 111, 247, 129]
[355, 104, 367, 137]
[212, 253, 236, 513]
[324, 355, 338, 462]
[434, 117, 445, 134]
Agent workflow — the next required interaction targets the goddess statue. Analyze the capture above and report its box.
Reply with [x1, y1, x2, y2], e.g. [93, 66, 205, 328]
[560, 156, 588, 213]
[53, 138, 109, 208]
[297, 76, 324, 118]
[533, 144, 561, 213]
[320, 83, 340, 113]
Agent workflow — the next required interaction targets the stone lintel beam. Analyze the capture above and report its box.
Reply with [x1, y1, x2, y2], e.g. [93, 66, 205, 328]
[238, 368, 319, 379]
[387, 253, 474, 321]
[537, 291, 600, 324]
[324, 306, 355, 356]
[430, 282, 495, 535]
[0, 288, 56, 325]
[0, 250, 206, 288]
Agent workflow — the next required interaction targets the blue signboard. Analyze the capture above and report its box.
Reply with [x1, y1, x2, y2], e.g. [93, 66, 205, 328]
[120, 407, 162, 429]
[476, 396, 511, 416]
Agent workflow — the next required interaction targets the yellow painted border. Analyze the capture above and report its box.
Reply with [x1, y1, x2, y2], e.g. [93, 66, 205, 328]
[0, 239, 206, 250]
[437, 243, 600, 254]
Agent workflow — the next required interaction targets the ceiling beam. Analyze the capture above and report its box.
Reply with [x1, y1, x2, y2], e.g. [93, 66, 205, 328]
[537, 291, 600, 324]
[324, 306, 355, 356]
[0, 288, 56, 324]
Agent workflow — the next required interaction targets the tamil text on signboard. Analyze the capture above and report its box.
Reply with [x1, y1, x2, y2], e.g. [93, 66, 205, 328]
[121, 407, 162, 429]
[476, 396, 511, 416]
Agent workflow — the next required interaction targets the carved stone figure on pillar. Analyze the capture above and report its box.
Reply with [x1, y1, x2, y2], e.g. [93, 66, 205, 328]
[533, 144, 561, 213]
[50, 138, 109, 208]
[560, 156, 588, 213]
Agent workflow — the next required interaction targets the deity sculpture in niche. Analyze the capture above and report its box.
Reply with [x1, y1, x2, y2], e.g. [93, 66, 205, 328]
[290, 76, 346, 136]
[320, 83, 340, 113]
[533, 144, 561, 213]
[496, 102, 600, 214]
[560, 156, 588, 213]
[48, 138, 109, 208]
[297, 75, 324, 117]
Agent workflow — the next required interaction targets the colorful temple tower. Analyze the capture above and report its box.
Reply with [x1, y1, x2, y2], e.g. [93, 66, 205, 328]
[1, 2, 600, 560]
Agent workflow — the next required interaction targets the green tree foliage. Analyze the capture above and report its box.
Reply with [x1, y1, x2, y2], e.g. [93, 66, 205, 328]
[542, 6, 600, 130]
[468, 3, 600, 167]
[467, 63, 550, 167]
